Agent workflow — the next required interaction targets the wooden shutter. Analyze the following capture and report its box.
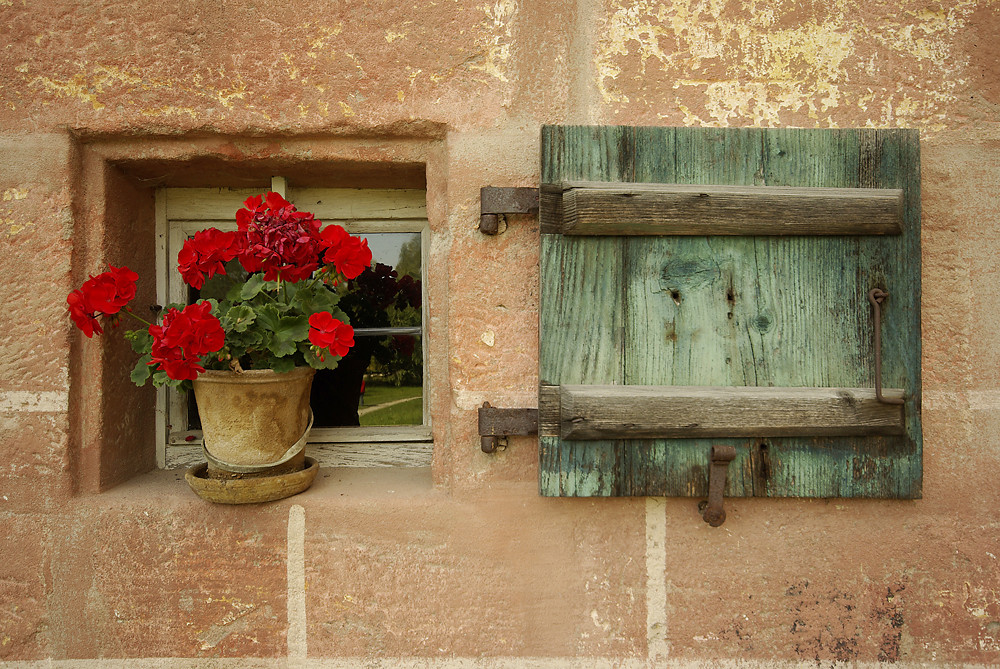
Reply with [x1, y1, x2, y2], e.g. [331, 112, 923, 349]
[538, 126, 921, 498]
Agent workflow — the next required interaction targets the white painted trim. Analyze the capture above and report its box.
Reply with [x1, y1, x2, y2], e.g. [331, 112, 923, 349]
[421, 224, 430, 429]
[164, 187, 427, 221]
[168, 425, 432, 445]
[155, 189, 168, 469]
[271, 176, 288, 199]
[165, 441, 432, 470]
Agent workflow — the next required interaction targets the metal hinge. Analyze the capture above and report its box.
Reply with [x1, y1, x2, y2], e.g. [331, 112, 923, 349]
[479, 187, 540, 235]
[478, 402, 539, 453]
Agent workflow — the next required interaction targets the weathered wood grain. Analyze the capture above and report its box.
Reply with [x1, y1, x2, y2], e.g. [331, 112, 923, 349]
[545, 182, 903, 236]
[166, 441, 432, 469]
[753, 128, 922, 499]
[542, 385, 905, 440]
[623, 127, 762, 496]
[165, 187, 426, 221]
[539, 125, 630, 496]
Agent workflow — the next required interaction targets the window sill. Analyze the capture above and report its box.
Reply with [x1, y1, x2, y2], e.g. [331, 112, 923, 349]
[165, 440, 433, 469]
[102, 463, 435, 503]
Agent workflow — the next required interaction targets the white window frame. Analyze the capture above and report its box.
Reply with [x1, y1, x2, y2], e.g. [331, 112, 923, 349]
[155, 177, 431, 469]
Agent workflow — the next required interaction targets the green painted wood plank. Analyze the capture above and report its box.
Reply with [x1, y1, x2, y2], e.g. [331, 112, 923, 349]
[623, 127, 766, 497]
[539, 126, 632, 496]
[753, 128, 922, 499]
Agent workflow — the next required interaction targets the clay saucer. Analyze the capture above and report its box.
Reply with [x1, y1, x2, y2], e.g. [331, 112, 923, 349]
[185, 457, 319, 504]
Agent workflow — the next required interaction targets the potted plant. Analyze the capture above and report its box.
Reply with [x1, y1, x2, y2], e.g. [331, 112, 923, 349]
[66, 192, 372, 503]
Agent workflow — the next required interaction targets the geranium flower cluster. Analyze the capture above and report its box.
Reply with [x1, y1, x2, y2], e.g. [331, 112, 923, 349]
[67, 192, 370, 385]
[67, 265, 138, 337]
[308, 311, 354, 359]
[148, 302, 225, 380]
[179, 192, 372, 288]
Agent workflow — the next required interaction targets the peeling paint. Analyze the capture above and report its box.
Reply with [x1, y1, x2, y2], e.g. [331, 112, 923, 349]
[306, 22, 344, 55]
[22, 60, 266, 119]
[467, 0, 518, 82]
[1, 210, 34, 236]
[595, 0, 980, 128]
[2, 188, 28, 202]
[216, 80, 248, 109]
[29, 74, 105, 110]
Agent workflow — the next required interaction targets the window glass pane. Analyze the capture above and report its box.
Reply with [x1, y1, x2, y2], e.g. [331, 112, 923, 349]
[313, 231, 422, 427]
[311, 334, 422, 427]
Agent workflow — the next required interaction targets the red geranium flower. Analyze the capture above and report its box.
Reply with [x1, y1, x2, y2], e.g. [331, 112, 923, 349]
[178, 228, 238, 289]
[66, 265, 139, 337]
[235, 192, 324, 283]
[320, 224, 372, 280]
[308, 311, 355, 357]
[66, 290, 102, 337]
[148, 302, 225, 380]
[332, 236, 372, 280]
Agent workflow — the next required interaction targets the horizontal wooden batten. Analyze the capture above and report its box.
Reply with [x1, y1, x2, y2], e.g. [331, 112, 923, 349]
[540, 182, 903, 236]
[539, 385, 906, 440]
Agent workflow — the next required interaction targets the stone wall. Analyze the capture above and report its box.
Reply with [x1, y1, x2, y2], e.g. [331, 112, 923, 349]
[1, 1, 998, 665]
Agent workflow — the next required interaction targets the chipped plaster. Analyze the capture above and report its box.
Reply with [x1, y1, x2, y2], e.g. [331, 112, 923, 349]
[595, 0, 981, 128]
[467, 0, 519, 82]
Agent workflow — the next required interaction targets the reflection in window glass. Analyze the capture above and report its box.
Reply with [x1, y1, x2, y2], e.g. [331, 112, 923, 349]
[313, 232, 422, 427]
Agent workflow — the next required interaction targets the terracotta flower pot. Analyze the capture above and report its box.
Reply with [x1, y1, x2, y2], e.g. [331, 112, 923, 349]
[192, 367, 316, 471]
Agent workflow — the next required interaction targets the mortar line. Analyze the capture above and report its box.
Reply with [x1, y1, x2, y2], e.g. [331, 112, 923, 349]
[287, 504, 307, 661]
[569, 0, 601, 125]
[645, 497, 669, 664]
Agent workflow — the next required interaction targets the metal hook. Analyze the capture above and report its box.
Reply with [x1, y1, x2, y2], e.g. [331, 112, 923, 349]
[700, 445, 737, 527]
[868, 288, 905, 406]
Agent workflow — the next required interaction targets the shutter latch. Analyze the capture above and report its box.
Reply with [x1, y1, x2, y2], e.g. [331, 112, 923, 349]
[479, 187, 540, 234]
[868, 288, 906, 406]
[698, 445, 737, 527]
[478, 402, 539, 453]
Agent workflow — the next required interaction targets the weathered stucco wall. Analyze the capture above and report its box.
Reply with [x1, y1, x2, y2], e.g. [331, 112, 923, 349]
[1, 0, 999, 665]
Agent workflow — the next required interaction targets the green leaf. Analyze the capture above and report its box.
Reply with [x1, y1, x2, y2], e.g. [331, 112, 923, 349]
[276, 315, 309, 341]
[270, 357, 296, 374]
[124, 329, 153, 355]
[302, 345, 341, 370]
[130, 354, 153, 386]
[223, 305, 256, 333]
[291, 282, 339, 316]
[224, 282, 244, 303]
[255, 304, 282, 332]
[151, 369, 174, 388]
[240, 274, 268, 300]
[267, 315, 309, 357]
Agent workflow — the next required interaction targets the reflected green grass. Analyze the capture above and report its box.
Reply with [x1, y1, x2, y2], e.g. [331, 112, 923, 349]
[360, 396, 422, 426]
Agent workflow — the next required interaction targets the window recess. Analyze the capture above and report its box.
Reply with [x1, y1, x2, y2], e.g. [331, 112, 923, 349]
[156, 178, 430, 470]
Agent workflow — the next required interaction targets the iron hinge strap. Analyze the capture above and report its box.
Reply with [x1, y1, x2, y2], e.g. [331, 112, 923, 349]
[479, 187, 540, 235]
[478, 402, 539, 453]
